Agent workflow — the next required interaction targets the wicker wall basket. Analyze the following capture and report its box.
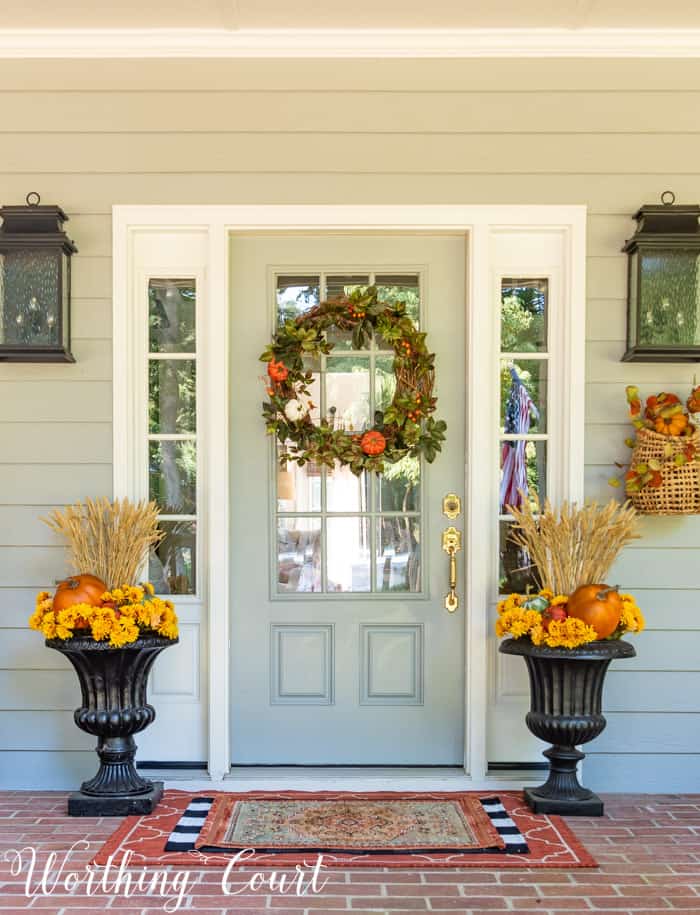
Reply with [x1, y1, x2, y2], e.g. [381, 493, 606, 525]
[627, 426, 700, 514]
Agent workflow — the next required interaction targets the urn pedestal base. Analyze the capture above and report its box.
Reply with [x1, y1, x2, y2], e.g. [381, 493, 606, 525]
[68, 782, 163, 817]
[499, 637, 636, 817]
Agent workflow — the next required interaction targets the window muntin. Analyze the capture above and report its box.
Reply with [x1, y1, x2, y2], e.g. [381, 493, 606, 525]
[147, 277, 198, 596]
[498, 277, 549, 595]
[274, 271, 422, 597]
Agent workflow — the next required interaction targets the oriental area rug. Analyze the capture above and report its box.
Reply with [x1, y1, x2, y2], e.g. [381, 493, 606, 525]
[94, 790, 596, 869]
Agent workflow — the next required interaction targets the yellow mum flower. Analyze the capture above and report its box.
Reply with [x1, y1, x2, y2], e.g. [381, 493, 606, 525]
[158, 618, 179, 639]
[543, 617, 598, 649]
[538, 589, 554, 600]
[28, 608, 45, 631]
[551, 595, 569, 607]
[143, 582, 155, 596]
[530, 623, 546, 646]
[108, 617, 139, 648]
[36, 591, 51, 605]
[40, 612, 57, 639]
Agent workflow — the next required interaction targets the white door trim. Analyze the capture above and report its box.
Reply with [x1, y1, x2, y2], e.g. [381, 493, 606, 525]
[113, 204, 586, 785]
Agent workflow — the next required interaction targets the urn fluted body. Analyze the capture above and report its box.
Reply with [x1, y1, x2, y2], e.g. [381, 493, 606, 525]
[47, 635, 176, 816]
[499, 637, 636, 815]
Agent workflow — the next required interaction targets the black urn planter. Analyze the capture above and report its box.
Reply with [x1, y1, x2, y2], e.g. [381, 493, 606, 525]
[499, 637, 636, 816]
[46, 635, 176, 816]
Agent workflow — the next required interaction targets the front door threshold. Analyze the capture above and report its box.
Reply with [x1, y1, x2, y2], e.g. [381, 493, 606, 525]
[162, 766, 542, 792]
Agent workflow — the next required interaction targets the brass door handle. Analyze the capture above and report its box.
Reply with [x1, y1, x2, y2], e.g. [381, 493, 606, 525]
[442, 526, 462, 613]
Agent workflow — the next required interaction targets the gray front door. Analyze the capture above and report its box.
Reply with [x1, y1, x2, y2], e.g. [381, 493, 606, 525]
[230, 234, 466, 764]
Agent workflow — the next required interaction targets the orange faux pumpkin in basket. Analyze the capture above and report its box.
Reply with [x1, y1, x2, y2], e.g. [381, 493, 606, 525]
[360, 430, 386, 456]
[567, 584, 622, 639]
[52, 574, 108, 614]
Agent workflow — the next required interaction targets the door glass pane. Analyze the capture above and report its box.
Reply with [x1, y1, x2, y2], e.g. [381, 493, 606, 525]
[500, 359, 546, 434]
[277, 449, 322, 513]
[375, 354, 397, 414]
[149, 360, 196, 434]
[326, 517, 370, 592]
[277, 517, 322, 593]
[325, 274, 369, 301]
[326, 462, 369, 513]
[499, 520, 538, 595]
[500, 440, 546, 513]
[150, 520, 196, 595]
[325, 354, 371, 433]
[149, 441, 196, 514]
[501, 278, 548, 353]
[276, 275, 320, 327]
[378, 458, 420, 512]
[375, 274, 420, 325]
[376, 517, 421, 593]
[149, 279, 196, 353]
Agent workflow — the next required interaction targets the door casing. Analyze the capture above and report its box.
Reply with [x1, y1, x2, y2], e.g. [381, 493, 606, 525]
[113, 204, 587, 785]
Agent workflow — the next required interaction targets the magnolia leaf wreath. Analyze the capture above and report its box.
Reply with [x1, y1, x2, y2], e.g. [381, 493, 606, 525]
[259, 286, 447, 475]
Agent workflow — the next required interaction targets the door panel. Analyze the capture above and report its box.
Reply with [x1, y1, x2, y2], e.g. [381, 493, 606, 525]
[230, 235, 466, 764]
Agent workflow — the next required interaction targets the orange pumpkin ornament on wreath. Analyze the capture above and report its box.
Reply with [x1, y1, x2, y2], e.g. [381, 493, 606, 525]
[267, 360, 289, 383]
[360, 430, 386, 456]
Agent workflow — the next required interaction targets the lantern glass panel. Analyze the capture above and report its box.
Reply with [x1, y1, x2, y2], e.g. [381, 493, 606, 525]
[61, 252, 70, 351]
[0, 248, 62, 347]
[638, 247, 700, 347]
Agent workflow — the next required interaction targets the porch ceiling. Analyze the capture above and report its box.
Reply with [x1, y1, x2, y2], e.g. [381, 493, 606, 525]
[4, 0, 700, 29]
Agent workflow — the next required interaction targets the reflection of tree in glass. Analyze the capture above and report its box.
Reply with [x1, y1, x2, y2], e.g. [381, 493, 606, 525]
[638, 252, 700, 346]
[277, 285, 319, 326]
[149, 520, 195, 595]
[149, 282, 195, 352]
[501, 283, 546, 353]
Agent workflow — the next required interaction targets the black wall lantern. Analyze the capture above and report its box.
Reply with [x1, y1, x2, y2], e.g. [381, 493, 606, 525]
[0, 193, 78, 362]
[622, 191, 700, 362]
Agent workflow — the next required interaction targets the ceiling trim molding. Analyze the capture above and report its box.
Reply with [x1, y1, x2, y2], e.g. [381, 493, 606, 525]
[2, 27, 700, 58]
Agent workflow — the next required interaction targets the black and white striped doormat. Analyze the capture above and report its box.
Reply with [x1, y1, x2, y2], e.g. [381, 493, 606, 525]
[164, 795, 529, 854]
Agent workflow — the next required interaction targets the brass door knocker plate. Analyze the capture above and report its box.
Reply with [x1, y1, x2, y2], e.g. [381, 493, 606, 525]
[442, 493, 461, 520]
[442, 526, 462, 612]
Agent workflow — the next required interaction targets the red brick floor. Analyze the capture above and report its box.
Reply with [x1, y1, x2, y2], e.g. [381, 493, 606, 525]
[0, 792, 699, 914]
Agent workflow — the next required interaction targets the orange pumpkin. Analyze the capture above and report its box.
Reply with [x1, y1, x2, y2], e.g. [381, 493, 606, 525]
[360, 430, 386, 456]
[267, 360, 288, 383]
[654, 412, 688, 436]
[52, 574, 107, 613]
[567, 584, 623, 639]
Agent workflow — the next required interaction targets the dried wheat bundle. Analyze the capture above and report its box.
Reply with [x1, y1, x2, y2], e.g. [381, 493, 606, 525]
[506, 494, 640, 595]
[42, 497, 163, 588]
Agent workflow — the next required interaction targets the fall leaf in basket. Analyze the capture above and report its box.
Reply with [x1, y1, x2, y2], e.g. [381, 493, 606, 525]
[688, 385, 700, 414]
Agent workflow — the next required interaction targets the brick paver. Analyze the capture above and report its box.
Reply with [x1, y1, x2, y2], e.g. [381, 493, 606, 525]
[0, 792, 699, 913]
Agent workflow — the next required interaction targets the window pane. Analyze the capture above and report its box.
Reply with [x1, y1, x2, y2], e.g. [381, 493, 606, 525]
[375, 274, 420, 325]
[326, 461, 369, 513]
[500, 360, 546, 434]
[378, 457, 420, 512]
[276, 275, 320, 327]
[499, 520, 538, 595]
[375, 354, 396, 415]
[150, 520, 196, 595]
[376, 517, 421, 593]
[501, 278, 548, 353]
[325, 354, 371, 433]
[149, 360, 196, 434]
[500, 440, 546, 513]
[149, 441, 196, 514]
[325, 274, 369, 301]
[327, 517, 370, 592]
[149, 279, 195, 353]
[277, 448, 322, 513]
[638, 250, 700, 347]
[277, 517, 322, 593]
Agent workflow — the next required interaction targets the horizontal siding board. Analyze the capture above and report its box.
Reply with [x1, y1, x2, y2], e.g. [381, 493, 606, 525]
[0, 423, 112, 464]
[585, 299, 627, 341]
[0, 173, 696, 215]
[585, 754, 700, 793]
[609, 630, 700, 670]
[0, 712, 93, 751]
[0, 589, 55, 626]
[610, 550, 700, 592]
[0, 670, 79, 710]
[0, 750, 97, 790]
[593, 713, 700, 753]
[72, 299, 112, 339]
[0, 630, 72, 670]
[587, 340, 697, 383]
[71, 256, 111, 299]
[0, 465, 112, 506]
[3, 58, 700, 91]
[0, 507, 64, 546]
[0, 339, 111, 382]
[5, 133, 700, 174]
[0, 547, 70, 587]
[584, 423, 630, 464]
[605, 672, 700, 712]
[0, 382, 111, 422]
[4, 92, 700, 134]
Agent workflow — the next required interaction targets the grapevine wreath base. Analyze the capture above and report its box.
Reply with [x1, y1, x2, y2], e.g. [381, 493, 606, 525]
[260, 286, 447, 475]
